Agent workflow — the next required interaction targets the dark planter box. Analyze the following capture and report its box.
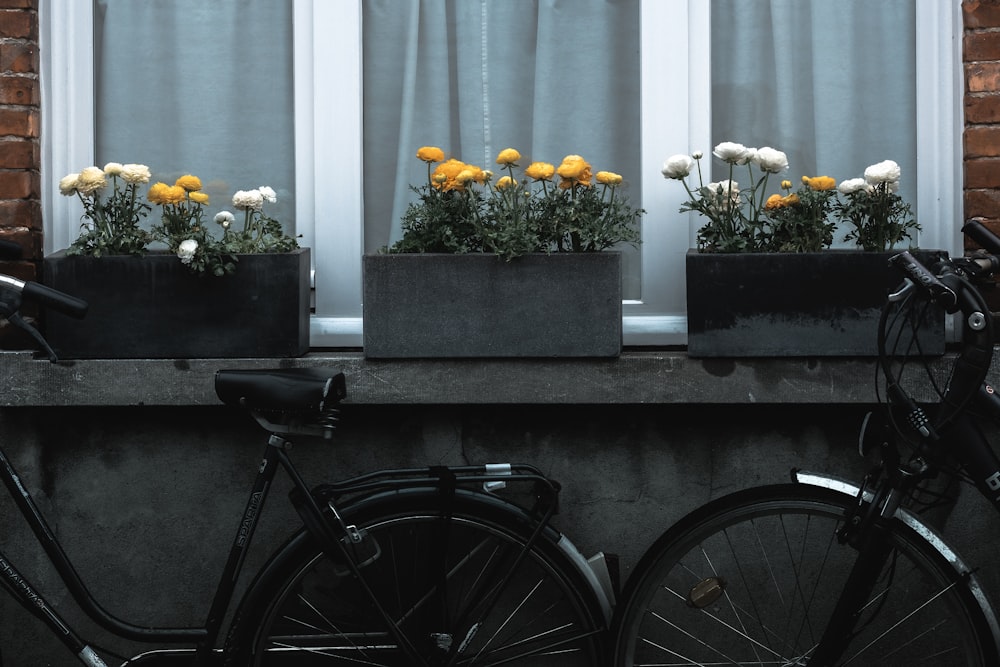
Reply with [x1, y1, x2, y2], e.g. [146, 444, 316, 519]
[686, 249, 946, 357]
[363, 252, 622, 358]
[42, 248, 311, 359]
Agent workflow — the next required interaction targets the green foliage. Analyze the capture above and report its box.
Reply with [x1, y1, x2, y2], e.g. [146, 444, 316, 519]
[388, 149, 643, 260]
[763, 185, 837, 253]
[834, 183, 919, 251]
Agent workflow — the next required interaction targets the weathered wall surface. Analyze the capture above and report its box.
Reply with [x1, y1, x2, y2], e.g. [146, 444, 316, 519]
[0, 404, 997, 665]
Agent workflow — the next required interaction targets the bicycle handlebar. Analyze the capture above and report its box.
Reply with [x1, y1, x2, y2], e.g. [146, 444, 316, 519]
[20, 281, 89, 319]
[886, 243, 996, 434]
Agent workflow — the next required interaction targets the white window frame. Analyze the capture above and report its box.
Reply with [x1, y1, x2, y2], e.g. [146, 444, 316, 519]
[39, 0, 962, 349]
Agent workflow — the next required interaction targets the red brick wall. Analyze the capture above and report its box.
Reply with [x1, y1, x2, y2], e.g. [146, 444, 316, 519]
[0, 0, 38, 281]
[966, 1, 1000, 249]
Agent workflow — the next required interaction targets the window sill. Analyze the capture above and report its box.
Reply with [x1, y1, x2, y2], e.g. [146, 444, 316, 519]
[0, 349, 963, 407]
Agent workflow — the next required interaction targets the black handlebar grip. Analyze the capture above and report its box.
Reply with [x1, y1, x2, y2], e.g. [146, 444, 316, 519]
[22, 282, 88, 319]
[963, 219, 1000, 256]
[889, 251, 957, 309]
[0, 240, 22, 260]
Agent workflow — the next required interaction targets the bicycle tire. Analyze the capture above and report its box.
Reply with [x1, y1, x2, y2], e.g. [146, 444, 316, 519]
[613, 483, 997, 666]
[224, 487, 605, 666]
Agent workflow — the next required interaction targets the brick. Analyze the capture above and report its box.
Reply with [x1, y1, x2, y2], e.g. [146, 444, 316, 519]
[965, 1, 1000, 29]
[965, 187, 1000, 218]
[0, 42, 36, 73]
[0, 76, 37, 105]
[0, 1, 38, 10]
[965, 30, 1000, 61]
[0, 139, 36, 169]
[965, 125, 1000, 156]
[966, 157, 1000, 187]
[0, 107, 36, 137]
[966, 61, 1000, 91]
[0, 9, 35, 40]
[966, 94, 1000, 122]
[0, 199, 41, 231]
[0, 170, 36, 198]
[0, 226, 40, 259]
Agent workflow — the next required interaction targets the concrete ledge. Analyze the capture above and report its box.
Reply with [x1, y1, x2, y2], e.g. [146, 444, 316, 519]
[0, 349, 971, 406]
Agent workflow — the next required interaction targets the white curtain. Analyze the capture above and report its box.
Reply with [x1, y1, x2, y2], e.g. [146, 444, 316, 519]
[361, 0, 643, 274]
[712, 0, 917, 246]
[93, 0, 296, 230]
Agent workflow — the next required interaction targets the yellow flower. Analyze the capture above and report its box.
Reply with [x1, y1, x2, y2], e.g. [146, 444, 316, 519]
[525, 162, 555, 181]
[432, 159, 468, 191]
[781, 180, 792, 190]
[147, 181, 170, 205]
[417, 146, 445, 163]
[764, 193, 801, 210]
[764, 193, 785, 210]
[189, 191, 210, 205]
[149, 182, 187, 205]
[596, 171, 622, 186]
[556, 155, 592, 189]
[175, 174, 202, 192]
[496, 148, 521, 166]
[496, 175, 516, 189]
[803, 175, 836, 191]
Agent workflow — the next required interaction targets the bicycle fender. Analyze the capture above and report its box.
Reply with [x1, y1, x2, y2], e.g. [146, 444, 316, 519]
[554, 534, 614, 625]
[794, 470, 1000, 653]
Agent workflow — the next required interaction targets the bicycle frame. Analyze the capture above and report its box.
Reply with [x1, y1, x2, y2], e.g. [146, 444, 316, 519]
[802, 381, 1000, 665]
[0, 432, 301, 666]
[0, 424, 580, 666]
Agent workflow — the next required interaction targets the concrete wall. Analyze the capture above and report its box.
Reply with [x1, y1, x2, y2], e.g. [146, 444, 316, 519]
[1, 403, 998, 665]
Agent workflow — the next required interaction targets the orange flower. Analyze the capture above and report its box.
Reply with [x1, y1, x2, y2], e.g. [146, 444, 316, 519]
[596, 171, 622, 186]
[417, 146, 445, 163]
[174, 174, 202, 192]
[803, 175, 836, 191]
[556, 155, 592, 189]
[496, 148, 521, 166]
[525, 162, 555, 181]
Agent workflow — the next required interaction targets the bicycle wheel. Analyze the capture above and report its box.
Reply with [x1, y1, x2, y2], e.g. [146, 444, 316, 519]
[225, 487, 605, 666]
[613, 483, 997, 666]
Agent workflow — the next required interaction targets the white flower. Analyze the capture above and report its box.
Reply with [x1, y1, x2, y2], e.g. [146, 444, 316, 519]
[177, 238, 198, 264]
[713, 141, 752, 165]
[739, 147, 759, 166]
[120, 163, 151, 184]
[864, 159, 901, 185]
[215, 211, 235, 229]
[837, 177, 869, 195]
[754, 147, 789, 173]
[258, 185, 277, 203]
[706, 179, 740, 213]
[691, 150, 704, 160]
[103, 162, 123, 176]
[75, 166, 107, 195]
[661, 154, 695, 180]
[233, 189, 264, 211]
[58, 173, 79, 196]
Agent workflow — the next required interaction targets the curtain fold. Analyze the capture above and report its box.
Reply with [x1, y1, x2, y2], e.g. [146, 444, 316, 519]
[712, 0, 917, 246]
[362, 0, 643, 265]
[93, 0, 296, 231]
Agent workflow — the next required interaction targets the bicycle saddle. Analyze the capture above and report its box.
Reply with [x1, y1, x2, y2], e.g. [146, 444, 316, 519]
[215, 368, 347, 413]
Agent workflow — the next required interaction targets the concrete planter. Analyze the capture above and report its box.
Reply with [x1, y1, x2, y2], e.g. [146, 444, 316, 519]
[686, 249, 946, 357]
[363, 252, 622, 358]
[42, 248, 311, 359]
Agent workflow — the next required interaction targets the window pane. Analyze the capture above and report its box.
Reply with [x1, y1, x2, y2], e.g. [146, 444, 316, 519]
[362, 0, 642, 297]
[92, 0, 296, 232]
[711, 0, 916, 247]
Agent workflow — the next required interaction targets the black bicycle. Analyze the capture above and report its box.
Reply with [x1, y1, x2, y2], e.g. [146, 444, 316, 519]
[612, 221, 1000, 665]
[0, 241, 612, 666]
